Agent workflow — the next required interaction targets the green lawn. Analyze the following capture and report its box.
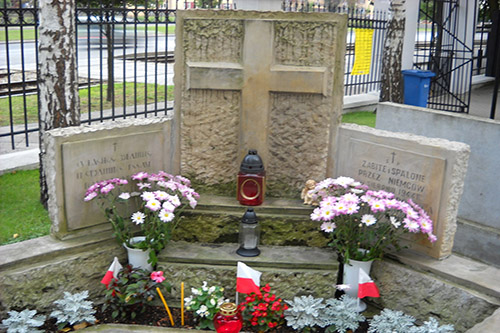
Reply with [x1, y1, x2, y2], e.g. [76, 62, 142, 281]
[0, 27, 36, 42]
[0, 169, 51, 245]
[341, 111, 376, 128]
[1, 24, 175, 42]
[0, 110, 376, 246]
[0, 83, 172, 127]
[132, 24, 175, 35]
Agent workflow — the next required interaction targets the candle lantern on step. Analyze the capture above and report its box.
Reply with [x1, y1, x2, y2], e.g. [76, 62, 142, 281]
[237, 149, 266, 206]
[213, 302, 243, 333]
[236, 208, 261, 257]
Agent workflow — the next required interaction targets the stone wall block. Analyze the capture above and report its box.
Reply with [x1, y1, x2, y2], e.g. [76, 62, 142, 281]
[371, 260, 498, 332]
[0, 243, 123, 315]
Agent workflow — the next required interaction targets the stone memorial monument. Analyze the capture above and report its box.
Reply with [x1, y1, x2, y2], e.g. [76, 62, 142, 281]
[44, 118, 174, 238]
[335, 123, 470, 259]
[173, 10, 347, 196]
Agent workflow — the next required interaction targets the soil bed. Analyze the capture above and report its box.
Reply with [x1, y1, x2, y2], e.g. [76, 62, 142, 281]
[40, 304, 369, 332]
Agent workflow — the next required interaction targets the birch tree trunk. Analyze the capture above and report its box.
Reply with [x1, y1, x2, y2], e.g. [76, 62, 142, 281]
[379, 0, 406, 103]
[38, 0, 80, 208]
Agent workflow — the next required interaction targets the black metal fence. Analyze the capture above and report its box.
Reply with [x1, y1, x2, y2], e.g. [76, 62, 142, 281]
[473, 0, 491, 76]
[0, 0, 39, 151]
[75, 1, 174, 125]
[414, 0, 474, 113]
[282, 2, 388, 96]
[0, 1, 483, 152]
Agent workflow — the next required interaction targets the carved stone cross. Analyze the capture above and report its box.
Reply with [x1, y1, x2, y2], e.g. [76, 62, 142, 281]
[174, 10, 347, 191]
[186, 20, 328, 162]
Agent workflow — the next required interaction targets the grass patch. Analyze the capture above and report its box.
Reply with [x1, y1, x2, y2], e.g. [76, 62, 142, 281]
[0, 27, 36, 42]
[1, 25, 174, 42]
[0, 169, 51, 246]
[341, 111, 376, 128]
[0, 83, 172, 126]
[131, 24, 175, 35]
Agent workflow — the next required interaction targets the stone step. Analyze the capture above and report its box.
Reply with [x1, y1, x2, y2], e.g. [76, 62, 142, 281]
[174, 195, 328, 247]
[159, 241, 338, 302]
[193, 195, 314, 217]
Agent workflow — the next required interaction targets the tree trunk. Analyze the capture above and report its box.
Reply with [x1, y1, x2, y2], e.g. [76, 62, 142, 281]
[38, 0, 80, 208]
[379, 0, 406, 103]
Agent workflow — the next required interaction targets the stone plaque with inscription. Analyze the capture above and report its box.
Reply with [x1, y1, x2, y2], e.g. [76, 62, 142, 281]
[173, 10, 347, 196]
[44, 117, 174, 238]
[335, 124, 470, 259]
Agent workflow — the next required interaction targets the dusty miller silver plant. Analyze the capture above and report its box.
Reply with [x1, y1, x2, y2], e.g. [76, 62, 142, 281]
[409, 317, 455, 333]
[323, 295, 365, 333]
[1, 309, 46, 333]
[368, 308, 417, 333]
[50, 290, 96, 327]
[284, 295, 327, 330]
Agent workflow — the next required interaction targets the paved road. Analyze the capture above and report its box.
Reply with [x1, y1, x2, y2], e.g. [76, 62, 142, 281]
[0, 33, 175, 84]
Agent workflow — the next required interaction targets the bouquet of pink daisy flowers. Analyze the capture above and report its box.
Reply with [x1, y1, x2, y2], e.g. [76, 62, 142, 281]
[84, 171, 199, 266]
[309, 176, 436, 263]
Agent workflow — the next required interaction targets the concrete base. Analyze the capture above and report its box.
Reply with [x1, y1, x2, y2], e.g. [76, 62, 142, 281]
[0, 232, 499, 332]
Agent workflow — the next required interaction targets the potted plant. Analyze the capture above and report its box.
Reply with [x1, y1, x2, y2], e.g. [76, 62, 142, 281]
[308, 176, 436, 303]
[103, 265, 171, 319]
[84, 171, 199, 269]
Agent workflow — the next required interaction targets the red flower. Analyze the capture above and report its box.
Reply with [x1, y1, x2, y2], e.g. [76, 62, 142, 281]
[268, 322, 277, 328]
[262, 284, 271, 293]
[257, 303, 268, 310]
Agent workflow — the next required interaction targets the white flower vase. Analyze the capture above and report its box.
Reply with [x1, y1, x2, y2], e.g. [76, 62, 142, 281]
[123, 236, 153, 271]
[343, 258, 373, 312]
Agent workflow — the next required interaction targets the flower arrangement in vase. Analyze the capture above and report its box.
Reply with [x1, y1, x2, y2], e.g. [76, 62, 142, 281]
[84, 171, 199, 267]
[309, 176, 437, 263]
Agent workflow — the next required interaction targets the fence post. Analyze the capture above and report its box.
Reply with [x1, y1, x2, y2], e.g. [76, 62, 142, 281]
[38, 0, 80, 207]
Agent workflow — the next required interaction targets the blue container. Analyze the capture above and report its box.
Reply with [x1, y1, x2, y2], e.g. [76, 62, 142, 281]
[402, 69, 435, 107]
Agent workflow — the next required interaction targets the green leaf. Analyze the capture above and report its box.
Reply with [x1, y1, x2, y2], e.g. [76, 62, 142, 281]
[112, 310, 119, 318]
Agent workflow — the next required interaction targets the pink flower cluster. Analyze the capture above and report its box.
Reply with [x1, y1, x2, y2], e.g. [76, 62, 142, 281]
[130, 171, 200, 224]
[84, 171, 199, 225]
[84, 178, 128, 201]
[309, 177, 436, 243]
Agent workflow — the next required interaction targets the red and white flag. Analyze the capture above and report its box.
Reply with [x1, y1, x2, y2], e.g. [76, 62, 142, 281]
[358, 268, 380, 298]
[101, 257, 123, 287]
[236, 262, 262, 295]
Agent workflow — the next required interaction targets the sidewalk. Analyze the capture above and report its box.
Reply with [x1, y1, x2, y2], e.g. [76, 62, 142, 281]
[1, 83, 499, 175]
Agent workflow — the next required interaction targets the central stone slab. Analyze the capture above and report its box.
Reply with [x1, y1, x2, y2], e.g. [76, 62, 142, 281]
[174, 10, 347, 195]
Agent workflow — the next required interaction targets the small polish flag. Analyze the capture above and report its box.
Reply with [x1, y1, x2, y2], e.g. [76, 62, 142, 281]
[236, 262, 262, 295]
[357, 268, 380, 298]
[101, 257, 123, 287]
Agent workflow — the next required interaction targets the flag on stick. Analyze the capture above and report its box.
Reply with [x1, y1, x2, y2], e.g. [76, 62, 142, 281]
[358, 268, 380, 298]
[101, 257, 123, 287]
[236, 262, 262, 295]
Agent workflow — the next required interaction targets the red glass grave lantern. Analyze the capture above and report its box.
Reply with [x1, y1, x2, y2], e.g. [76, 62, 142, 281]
[213, 302, 243, 333]
[237, 149, 266, 206]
